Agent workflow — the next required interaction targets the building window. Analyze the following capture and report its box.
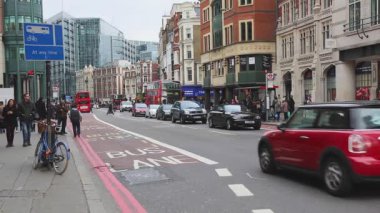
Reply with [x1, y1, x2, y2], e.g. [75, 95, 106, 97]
[282, 37, 287, 59]
[300, 26, 315, 54]
[349, 0, 361, 30]
[187, 67, 193, 81]
[309, 27, 315, 52]
[213, 29, 223, 48]
[240, 21, 253, 41]
[310, 0, 315, 14]
[144, 76, 147, 83]
[203, 8, 210, 23]
[322, 21, 331, 49]
[224, 0, 233, 10]
[326, 66, 336, 102]
[224, 25, 233, 45]
[4, 17, 9, 32]
[187, 45, 192, 59]
[290, 35, 294, 57]
[301, 0, 309, 18]
[18, 16, 24, 31]
[239, 0, 252, 6]
[217, 60, 224, 76]
[186, 28, 191, 39]
[283, 2, 290, 25]
[324, 0, 332, 9]
[300, 31, 306, 54]
[10, 16, 16, 31]
[291, 0, 296, 22]
[355, 62, 371, 100]
[304, 69, 313, 102]
[371, 0, 380, 25]
[240, 55, 256, 72]
[228, 57, 235, 73]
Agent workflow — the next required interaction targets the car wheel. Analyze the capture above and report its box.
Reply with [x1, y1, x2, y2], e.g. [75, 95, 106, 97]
[226, 119, 233, 130]
[259, 144, 276, 174]
[171, 115, 176, 123]
[180, 115, 186, 124]
[322, 157, 352, 197]
[208, 118, 214, 128]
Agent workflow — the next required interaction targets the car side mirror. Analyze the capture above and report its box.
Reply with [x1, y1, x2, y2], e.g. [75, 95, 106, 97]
[277, 123, 286, 131]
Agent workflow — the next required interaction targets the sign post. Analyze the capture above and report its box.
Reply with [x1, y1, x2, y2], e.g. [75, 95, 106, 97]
[23, 23, 64, 123]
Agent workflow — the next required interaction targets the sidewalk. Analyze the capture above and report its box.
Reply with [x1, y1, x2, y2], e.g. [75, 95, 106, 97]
[0, 128, 106, 213]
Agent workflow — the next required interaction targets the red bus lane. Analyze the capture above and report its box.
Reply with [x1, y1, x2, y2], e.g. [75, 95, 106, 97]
[69, 114, 218, 212]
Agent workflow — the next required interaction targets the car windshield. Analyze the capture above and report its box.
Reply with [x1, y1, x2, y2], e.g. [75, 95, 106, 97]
[136, 104, 147, 108]
[181, 101, 201, 109]
[121, 101, 132, 106]
[351, 107, 380, 129]
[149, 105, 159, 109]
[163, 105, 173, 110]
[224, 105, 242, 113]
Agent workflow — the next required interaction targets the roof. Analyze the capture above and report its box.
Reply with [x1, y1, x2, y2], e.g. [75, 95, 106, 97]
[300, 101, 380, 108]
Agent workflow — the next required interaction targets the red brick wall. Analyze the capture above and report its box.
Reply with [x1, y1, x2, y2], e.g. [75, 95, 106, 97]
[200, 0, 210, 54]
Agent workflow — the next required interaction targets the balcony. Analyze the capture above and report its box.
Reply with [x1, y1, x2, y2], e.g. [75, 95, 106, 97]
[203, 76, 211, 88]
[238, 71, 265, 85]
[226, 73, 235, 86]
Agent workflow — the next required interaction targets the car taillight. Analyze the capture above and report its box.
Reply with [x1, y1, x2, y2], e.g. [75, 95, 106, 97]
[348, 134, 367, 154]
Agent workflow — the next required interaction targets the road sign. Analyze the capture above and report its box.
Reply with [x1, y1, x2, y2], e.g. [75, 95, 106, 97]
[23, 23, 64, 61]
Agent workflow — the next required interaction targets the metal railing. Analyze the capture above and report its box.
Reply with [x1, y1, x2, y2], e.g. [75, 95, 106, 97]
[343, 14, 380, 39]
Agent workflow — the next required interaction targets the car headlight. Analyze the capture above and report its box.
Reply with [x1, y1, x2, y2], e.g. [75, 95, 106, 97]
[255, 116, 261, 119]
[184, 110, 190, 115]
[202, 109, 207, 114]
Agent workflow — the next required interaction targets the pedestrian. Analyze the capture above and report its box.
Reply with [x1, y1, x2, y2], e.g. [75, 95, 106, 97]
[35, 97, 47, 120]
[0, 101, 4, 134]
[56, 101, 68, 134]
[288, 95, 295, 115]
[69, 104, 82, 137]
[273, 97, 281, 121]
[281, 97, 289, 121]
[2, 99, 18, 147]
[18, 93, 36, 147]
[107, 103, 114, 115]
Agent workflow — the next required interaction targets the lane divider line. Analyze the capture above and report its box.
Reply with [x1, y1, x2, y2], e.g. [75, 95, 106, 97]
[68, 122, 146, 213]
[228, 184, 254, 197]
[93, 114, 218, 165]
[215, 168, 233, 177]
[210, 130, 236, 136]
[252, 209, 274, 213]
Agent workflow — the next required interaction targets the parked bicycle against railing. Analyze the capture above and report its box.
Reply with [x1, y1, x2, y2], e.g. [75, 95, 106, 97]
[33, 120, 70, 175]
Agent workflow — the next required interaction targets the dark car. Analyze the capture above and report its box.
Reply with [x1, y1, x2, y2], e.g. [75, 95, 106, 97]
[208, 104, 261, 130]
[156, 104, 173, 120]
[171, 101, 207, 124]
[258, 101, 380, 197]
[132, 103, 147, 117]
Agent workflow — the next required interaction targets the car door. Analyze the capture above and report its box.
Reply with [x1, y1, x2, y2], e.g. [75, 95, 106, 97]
[273, 108, 319, 168]
[171, 102, 180, 120]
[212, 106, 224, 126]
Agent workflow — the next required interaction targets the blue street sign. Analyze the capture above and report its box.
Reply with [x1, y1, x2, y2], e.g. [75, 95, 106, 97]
[23, 23, 64, 61]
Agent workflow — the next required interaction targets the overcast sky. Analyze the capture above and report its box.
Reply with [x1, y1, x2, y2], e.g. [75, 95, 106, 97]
[43, 0, 188, 42]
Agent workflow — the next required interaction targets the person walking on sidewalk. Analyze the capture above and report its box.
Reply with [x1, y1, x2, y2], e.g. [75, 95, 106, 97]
[2, 99, 18, 147]
[107, 103, 114, 115]
[0, 101, 5, 134]
[35, 97, 47, 121]
[18, 93, 36, 147]
[69, 104, 82, 137]
[56, 101, 69, 134]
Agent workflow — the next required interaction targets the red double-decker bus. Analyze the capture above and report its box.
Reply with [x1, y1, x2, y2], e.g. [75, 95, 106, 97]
[75, 91, 91, 113]
[145, 80, 181, 105]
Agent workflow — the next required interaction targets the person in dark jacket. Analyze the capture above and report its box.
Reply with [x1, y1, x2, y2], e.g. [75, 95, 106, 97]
[2, 99, 18, 147]
[288, 95, 295, 115]
[56, 101, 68, 134]
[69, 104, 82, 137]
[107, 103, 114, 115]
[35, 97, 47, 120]
[18, 93, 36, 147]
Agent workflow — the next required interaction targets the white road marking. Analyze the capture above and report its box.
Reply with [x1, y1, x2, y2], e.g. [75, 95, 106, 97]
[228, 184, 253, 197]
[246, 172, 267, 180]
[181, 125, 199, 130]
[210, 130, 236, 136]
[252, 209, 274, 213]
[93, 115, 218, 165]
[215, 168, 232, 177]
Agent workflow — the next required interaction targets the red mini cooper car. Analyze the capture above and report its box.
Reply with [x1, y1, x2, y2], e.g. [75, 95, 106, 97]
[258, 102, 380, 196]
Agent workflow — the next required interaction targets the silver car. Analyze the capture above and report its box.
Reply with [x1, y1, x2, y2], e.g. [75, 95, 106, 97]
[145, 104, 160, 118]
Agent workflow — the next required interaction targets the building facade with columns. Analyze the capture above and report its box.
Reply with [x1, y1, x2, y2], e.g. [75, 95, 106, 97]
[75, 65, 94, 98]
[276, 0, 337, 106]
[124, 64, 137, 100]
[200, 0, 276, 108]
[333, 0, 380, 101]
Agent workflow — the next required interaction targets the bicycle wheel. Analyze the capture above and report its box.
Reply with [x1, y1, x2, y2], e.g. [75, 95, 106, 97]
[52, 142, 69, 175]
[33, 141, 43, 169]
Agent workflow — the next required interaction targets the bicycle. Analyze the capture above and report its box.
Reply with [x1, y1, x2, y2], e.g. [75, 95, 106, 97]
[32, 120, 70, 175]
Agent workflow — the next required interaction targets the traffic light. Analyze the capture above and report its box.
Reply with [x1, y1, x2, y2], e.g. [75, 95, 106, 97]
[27, 70, 35, 76]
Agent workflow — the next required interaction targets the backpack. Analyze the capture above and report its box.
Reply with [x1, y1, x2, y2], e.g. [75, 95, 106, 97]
[70, 109, 80, 122]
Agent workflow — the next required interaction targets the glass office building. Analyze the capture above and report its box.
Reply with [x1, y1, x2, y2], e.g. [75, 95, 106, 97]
[46, 12, 78, 98]
[3, 0, 46, 102]
[129, 40, 159, 62]
[75, 18, 136, 69]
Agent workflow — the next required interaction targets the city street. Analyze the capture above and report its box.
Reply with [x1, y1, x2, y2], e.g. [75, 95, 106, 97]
[81, 109, 380, 213]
